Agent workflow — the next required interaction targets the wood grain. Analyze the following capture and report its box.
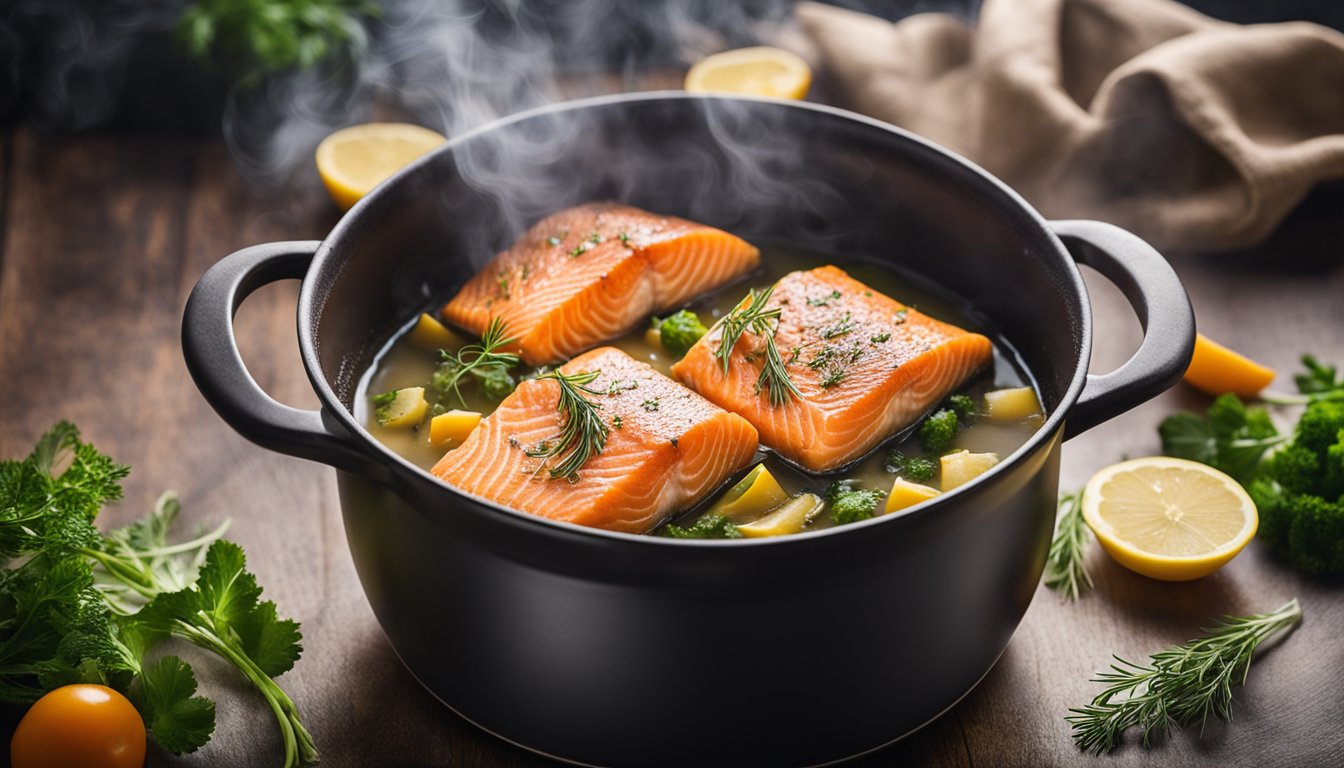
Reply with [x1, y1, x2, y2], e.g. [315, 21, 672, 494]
[0, 127, 1341, 768]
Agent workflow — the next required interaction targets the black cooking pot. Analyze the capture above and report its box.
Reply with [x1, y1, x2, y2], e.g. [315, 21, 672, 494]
[182, 93, 1194, 767]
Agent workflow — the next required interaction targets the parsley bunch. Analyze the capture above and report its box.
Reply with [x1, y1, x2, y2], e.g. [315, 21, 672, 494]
[0, 423, 313, 765]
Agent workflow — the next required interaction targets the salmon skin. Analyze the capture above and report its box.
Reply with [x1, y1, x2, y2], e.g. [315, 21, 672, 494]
[671, 266, 993, 473]
[432, 347, 759, 534]
[442, 203, 760, 366]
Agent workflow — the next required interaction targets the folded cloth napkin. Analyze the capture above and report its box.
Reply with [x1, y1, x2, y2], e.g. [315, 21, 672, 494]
[794, 0, 1344, 253]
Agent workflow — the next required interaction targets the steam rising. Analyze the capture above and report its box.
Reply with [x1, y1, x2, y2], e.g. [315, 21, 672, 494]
[225, 0, 795, 185]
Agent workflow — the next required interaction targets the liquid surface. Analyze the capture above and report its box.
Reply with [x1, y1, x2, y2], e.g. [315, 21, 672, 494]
[356, 245, 1042, 534]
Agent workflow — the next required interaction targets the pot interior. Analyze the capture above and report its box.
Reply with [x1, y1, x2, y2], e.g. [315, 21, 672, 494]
[306, 94, 1086, 448]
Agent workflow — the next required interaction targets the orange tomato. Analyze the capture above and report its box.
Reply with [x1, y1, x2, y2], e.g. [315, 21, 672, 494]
[1183, 333, 1276, 397]
[10, 684, 146, 768]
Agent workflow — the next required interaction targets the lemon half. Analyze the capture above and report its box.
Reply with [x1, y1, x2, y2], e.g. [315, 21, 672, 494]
[316, 123, 447, 210]
[684, 46, 812, 100]
[1082, 457, 1257, 581]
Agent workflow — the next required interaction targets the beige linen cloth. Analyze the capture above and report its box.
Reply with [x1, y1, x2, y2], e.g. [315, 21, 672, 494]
[793, 0, 1344, 253]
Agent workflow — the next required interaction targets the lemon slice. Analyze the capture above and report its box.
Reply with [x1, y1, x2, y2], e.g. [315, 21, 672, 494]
[684, 46, 812, 100]
[1183, 333, 1276, 397]
[316, 123, 447, 210]
[1082, 457, 1257, 581]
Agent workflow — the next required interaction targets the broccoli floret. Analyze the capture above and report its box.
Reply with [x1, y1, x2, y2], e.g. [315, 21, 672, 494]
[430, 361, 460, 396]
[825, 480, 883, 525]
[1254, 400, 1344, 576]
[947, 394, 976, 422]
[661, 513, 741, 539]
[884, 450, 937, 482]
[654, 310, 709, 357]
[918, 409, 959, 453]
[471, 366, 517, 401]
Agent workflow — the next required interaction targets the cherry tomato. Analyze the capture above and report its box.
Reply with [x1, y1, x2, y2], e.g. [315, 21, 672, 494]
[10, 684, 146, 768]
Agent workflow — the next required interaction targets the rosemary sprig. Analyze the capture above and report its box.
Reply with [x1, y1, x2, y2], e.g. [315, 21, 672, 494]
[1067, 599, 1302, 754]
[437, 317, 520, 407]
[1044, 491, 1093, 601]
[715, 285, 800, 406]
[525, 369, 608, 480]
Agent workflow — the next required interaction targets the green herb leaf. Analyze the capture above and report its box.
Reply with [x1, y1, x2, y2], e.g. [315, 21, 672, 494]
[1159, 394, 1285, 485]
[134, 655, 216, 755]
[435, 317, 520, 407]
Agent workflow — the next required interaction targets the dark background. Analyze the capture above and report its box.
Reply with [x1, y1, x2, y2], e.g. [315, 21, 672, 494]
[2, 0, 1342, 135]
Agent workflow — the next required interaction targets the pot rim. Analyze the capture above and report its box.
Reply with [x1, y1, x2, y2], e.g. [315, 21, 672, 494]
[297, 91, 1091, 547]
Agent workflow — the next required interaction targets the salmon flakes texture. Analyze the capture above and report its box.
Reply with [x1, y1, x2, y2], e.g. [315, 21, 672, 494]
[442, 202, 760, 365]
[672, 266, 993, 473]
[432, 347, 759, 533]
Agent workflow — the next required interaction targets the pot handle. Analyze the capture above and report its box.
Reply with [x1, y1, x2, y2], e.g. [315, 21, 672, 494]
[1050, 220, 1195, 439]
[182, 241, 377, 476]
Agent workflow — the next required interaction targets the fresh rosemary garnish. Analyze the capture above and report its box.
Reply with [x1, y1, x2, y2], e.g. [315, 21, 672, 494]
[525, 369, 608, 480]
[1044, 491, 1093, 602]
[871, 332, 891, 344]
[436, 317, 520, 407]
[1067, 599, 1302, 753]
[715, 285, 800, 406]
[641, 399, 660, 412]
[617, 231, 631, 245]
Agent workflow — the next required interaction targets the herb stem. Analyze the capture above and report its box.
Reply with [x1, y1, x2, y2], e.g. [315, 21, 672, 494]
[1067, 599, 1302, 753]
[525, 370, 609, 480]
[1043, 491, 1093, 602]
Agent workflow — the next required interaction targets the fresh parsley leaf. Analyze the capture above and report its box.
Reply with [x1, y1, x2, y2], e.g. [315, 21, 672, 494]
[133, 655, 216, 754]
[1159, 394, 1285, 484]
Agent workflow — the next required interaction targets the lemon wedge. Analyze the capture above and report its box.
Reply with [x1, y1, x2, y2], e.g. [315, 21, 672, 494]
[684, 46, 812, 100]
[316, 123, 447, 210]
[1183, 333, 1275, 397]
[1082, 457, 1257, 581]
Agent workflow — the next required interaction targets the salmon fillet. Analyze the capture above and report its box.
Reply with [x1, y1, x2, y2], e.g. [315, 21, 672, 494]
[442, 203, 759, 365]
[432, 347, 759, 533]
[671, 266, 992, 473]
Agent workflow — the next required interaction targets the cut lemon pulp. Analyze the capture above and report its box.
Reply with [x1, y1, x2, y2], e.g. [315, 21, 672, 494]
[684, 46, 812, 100]
[1082, 457, 1257, 581]
[316, 123, 447, 210]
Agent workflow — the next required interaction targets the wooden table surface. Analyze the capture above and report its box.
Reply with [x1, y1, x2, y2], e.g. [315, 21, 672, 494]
[1, 121, 1341, 768]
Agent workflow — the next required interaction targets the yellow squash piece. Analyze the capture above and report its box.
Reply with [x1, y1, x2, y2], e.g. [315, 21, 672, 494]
[736, 493, 823, 538]
[684, 46, 812, 100]
[885, 478, 941, 514]
[983, 387, 1043, 422]
[409, 313, 467, 352]
[316, 123, 447, 210]
[1183, 333, 1276, 397]
[940, 450, 1000, 491]
[430, 409, 482, 445]
[1082, 456, 1258, 581]
[708, 465, 790, 520]
[376, 387, 429, 428]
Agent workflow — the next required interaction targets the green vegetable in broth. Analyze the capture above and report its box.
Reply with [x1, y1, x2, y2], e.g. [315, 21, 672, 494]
[918, 409, 960, 453]
[653, 310, 709, 357]
[884, 450, 937, 482]
[661, 513, 741, 539]
[825, 480, 883, 525]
